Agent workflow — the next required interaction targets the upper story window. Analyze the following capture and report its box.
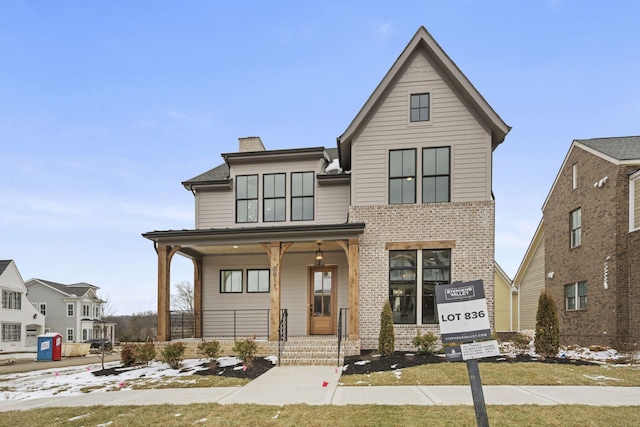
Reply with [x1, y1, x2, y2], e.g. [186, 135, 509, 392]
[423, 147, 450, 203]
[570, 208, 582, 248]
[67, 303, 74, 317]
[39, 303, 47, 316]
[630, 173, 640, 232]
[410, 93, 430, 122]
[572, 163, 577, 190]
[236, 175, 258, 223]
[263, 173, 286, 222]
[291, 172, 314, 221]
[82, 304, 90, 317]
[565, 281, 587, 310]
[1, 290, 21, 310]
[389, 149, 416, 204]
[247, 269, 270, 293]
[220, 270, 243, 293]
[94, 306, 100, 318]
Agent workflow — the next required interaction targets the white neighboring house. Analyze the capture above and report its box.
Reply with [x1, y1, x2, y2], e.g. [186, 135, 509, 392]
[24, 279, 115, 344]
[0, 260, 45, 359]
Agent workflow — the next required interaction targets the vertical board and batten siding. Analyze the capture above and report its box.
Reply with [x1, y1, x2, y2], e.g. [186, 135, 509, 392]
[351, 50, 492, 206]
[518, 237, 546, 330]
[195, 158, 349, 229]
[201, 251, 348, 337]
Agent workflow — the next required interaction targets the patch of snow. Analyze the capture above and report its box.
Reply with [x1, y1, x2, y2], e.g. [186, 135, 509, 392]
[324, 159, 342, 173]
[355, 360, 370, 366]
[583, 375, 622, 382]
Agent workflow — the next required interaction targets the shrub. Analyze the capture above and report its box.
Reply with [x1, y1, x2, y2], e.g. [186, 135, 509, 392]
[134, 341, 156, 365]
[534, 291, 560, 357]
[198, 340, 221, 366]
[120, 343, 137, 366]
[161, 342, 185, 369]
[412, 331, 438, 355]
[378, 300, 395, 356]
[233, 337, 258, 368]
[512, 332, 532, 354]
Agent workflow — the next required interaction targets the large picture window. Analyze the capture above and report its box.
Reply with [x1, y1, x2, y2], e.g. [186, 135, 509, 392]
[1, 323, 20, 342]
[570, 208, 582, 248]
[389, 251, 417, 324]
[263, 173, 286, 222]
[291, 172, 314, 221]
[220, 270, 243, 293]
[565, 281, 587, 310]
[423, 147, 450, 203]
[247, 269, 270, 293]
[389, 149, 416, 204]
[236, 175, 258, 223]
[422, 249, 451, 323]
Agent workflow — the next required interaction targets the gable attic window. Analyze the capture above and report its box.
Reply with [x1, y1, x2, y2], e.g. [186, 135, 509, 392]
[263, 173, 286, 222]
[423, 147, 450, 202]
[291, 172, 314, 221]
[631, 172, 640, 232]
[389, 149, 416, 204]
[410, 93, 430, 122]
[236, 175, 258, 223]
[570, 208, 582, 248]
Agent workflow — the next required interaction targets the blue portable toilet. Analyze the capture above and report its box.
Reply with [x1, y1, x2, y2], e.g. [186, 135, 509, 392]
[37, 333, 62, 361]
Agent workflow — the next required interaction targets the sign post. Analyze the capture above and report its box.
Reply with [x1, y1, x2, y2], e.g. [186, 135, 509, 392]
[436, 280, 493, 427]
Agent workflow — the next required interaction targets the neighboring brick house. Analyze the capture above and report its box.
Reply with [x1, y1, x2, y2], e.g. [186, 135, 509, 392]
[24, 279, 115, 344]
[143, 26, 510, 353]
[0, 260, 45, 359]
[517, 136, 640, 347]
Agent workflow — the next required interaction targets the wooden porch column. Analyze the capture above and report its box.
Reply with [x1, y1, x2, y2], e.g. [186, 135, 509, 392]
[192, 258, 203, 338]
[262, 242, 293, 341]
[348, 238, 359, 340]
[156, 244, 181, 342]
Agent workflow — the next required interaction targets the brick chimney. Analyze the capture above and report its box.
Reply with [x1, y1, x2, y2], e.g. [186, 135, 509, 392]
[238, 137, 265, 152]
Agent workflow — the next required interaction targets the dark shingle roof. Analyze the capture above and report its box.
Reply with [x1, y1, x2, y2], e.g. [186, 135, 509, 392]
[34, 279, 95, 297]
[0, 260, 11, 275]
[182, 163, 229, 185]
[577, 136, 640, 161]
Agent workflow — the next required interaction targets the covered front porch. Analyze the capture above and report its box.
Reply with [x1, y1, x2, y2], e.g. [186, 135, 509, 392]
[143, 223, 364, 346]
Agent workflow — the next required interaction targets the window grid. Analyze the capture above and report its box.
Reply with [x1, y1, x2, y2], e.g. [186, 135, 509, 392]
[236, 175, 258, 223]
[389, 149, 416, 204]
[39, 303, 47, 316]
[263, 173, 286, 222]
[565, 281, 587, 310]
[1, 290, 21, 309]
[67, 328, 74, 342]
[1, 323, 21, 342]
[220, 270, 243, 293]
[67, 303, 74, 317]
[570, 208, 582, 248]
[422, 147, 450, 203]
[410, 93, 430, 122]
[247, 269, 270, 293]
[83, 304, 90, 317]
[291, 172, 314, 221]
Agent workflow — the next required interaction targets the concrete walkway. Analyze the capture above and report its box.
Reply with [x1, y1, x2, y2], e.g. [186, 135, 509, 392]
[1, 365, 640, 412]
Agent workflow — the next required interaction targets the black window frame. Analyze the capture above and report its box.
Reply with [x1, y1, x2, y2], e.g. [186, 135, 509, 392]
[422, 147, 450, 203]
[389, 149, 416, 204]
[263, 173, 286, 222]
[220, 269, 243, 294]
[291, 171, 314, 221]
[389, 250, 417, 324]
[410, 93, 430, 122]
[236, 174, 259, 223]
[421, 249, 451, 324]
[247, 269, 270, 293]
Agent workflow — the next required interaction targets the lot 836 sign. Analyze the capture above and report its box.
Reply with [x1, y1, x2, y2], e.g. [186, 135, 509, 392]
[435, 280, 491, 343]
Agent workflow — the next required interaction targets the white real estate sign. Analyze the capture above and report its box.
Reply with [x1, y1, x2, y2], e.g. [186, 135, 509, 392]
[435, 280, 491, 343]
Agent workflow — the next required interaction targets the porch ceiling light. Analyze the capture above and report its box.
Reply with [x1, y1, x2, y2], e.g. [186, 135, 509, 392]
[315, 243, 325, 267]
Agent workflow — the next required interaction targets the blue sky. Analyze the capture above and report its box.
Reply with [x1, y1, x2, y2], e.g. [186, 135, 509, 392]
[1, 1, 639, 315]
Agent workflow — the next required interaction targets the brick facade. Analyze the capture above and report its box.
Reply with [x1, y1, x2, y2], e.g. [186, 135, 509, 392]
[349, 201, 495, 350]
[543, 145, 640, 346]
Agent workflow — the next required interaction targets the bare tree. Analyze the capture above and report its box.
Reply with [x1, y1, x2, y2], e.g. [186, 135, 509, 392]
[171, 281, 194, 313]
[99, 292, 118, 318]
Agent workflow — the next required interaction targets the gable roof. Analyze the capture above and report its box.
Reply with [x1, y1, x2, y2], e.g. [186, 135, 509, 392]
[542, 136, 640, 211]
[27, 278, 99, 298]
[337, 26, 510, 171]
[513, 219, 545, 287]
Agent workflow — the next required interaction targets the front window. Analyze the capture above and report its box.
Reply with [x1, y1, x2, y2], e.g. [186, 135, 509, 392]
[1, 323, 20, 342]
[263, 173, 286, 222]
[291, 172, 314, 221]
[1, 290, 21, 309]
[247, 269, 269, 293]
[39, 303, 47, 316]
[67, 303, 74, 317]
[83, 329, 89, 341]
[389, 149, 416, 204]
[410, 93, 430, 122]
[423, 147, 450, 203]
[389, 251, 417, 324]
[570, 208, 582, 248]
[236, 175, 258, 223]
[220, 270, 243, 293]
[565, 281, 587, 310]
[422, 249, 451, 323]
[67, 328, 74, 342]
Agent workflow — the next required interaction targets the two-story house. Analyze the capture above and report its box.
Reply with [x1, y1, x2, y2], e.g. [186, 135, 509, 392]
[25, 279, 115, 344]
[0, 260, 45, 360]
[143, 27, 510, 355]
[516, 136, 640, 347]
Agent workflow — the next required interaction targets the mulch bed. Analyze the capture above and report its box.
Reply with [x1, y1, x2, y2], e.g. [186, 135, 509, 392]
[342, 350, 597, 375]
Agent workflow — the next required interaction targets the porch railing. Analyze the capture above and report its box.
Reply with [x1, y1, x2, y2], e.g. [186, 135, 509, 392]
[337, 307, 348, 366]
[170, 309, 271, 341]
[278, 309, 288, 366]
